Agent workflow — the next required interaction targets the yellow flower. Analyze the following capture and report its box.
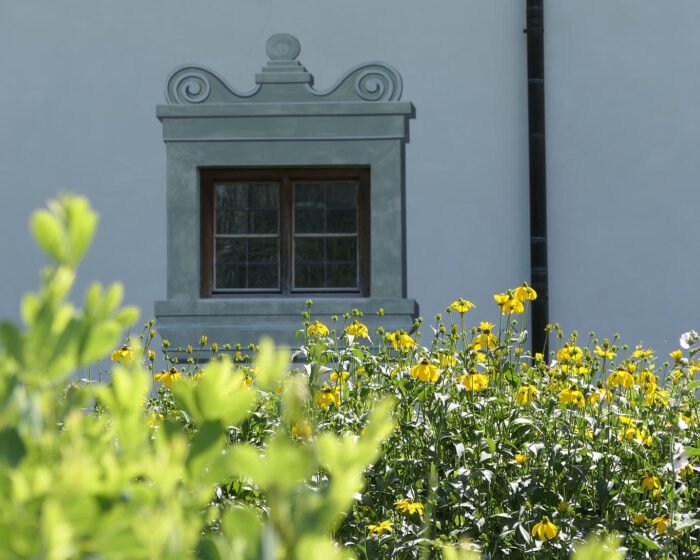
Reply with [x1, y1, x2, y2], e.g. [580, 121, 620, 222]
[387, 330, 415, 352]
[644, 385, 669, 407]
[559, 386, 585, 408]
[558, 501, 570, 513]
[633, 346, 654, 359]
[410, 358, 440, 383]
[146, 410, 164, 429]
[345, 321, 369, 339]
[651, 516, 670, 535]
[589, 386, 609, 406]
[448, 298, 476, 314]
[514, 453, 528, 465]
[680, 464, 694, 479]
[670, 349, 683, 361]
[330, 370, 350, 383]
[557, 343, 583, 363]
[111, 345, 133, 363]
[153, 367, 184, 388]
[471, 323, 498, 351]
[641, 474, 661, 492]
[315, 386, 341, 410]
[607, 368, 634, 388]
[632, 514, 647, 526]
[307, 321, 330, 337]
[637, 369, 657, 386]
[515, 385, 537, 405]
[367, 520, 392, 537]
[594, 345, 616, 360]
[438, 352, 457, 368]
[493, 292, 524, 314]
[395, 500, 424, 516]
[459, 371, 489, 392]
[513, 283, 537, 302]
[291, 422, 312, 439]
[531, 518, 558, 541]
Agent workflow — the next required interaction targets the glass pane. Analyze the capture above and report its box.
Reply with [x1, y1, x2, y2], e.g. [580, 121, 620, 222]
[249, 209, 278, 234]
[215, 184, 248, 209]
[248, 238, 278, 263]
[216, 263, 246, 289]
[295, 208, 325, 234]
[216, 239, 246, 263]
[326, 183, 358, 207]
[295, 238, 325, 263]
[326, 209, 356, 233]
[295, 184, 325, 207]
[326, 263, 357, 288]
[248, 264, 278, 289]
[326, 237, 356, 262]
[249, 184, 279, 208]
[295, 263, 324, 288]
[216, 209, 247, 234]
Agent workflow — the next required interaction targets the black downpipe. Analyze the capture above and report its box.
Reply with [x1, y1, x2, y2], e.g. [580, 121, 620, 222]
[525, 0, 549, 353]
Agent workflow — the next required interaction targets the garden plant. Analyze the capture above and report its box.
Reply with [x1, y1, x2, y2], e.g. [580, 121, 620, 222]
[0, 195, 697, 559]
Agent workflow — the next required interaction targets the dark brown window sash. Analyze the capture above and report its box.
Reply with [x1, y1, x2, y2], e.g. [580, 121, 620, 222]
[200, 167, 370, 297]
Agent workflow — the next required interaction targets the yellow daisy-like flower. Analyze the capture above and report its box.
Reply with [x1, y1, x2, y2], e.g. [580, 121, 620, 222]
[330, 370, 350, 383]
[514, 453, 528, 465]
[459, 371, 489, 392]
[514, 385, 537, 405]
[395, 500, 424, 516]
[513, 283, 537, 302]
[594, 345, 616, 360]
[669, 349, 683, 361]
[559, 386, 585, 408]
[607, 368, 634, 388]
[307, 321, 330, 337]
[387, 330, 416, 352]
[438, 352, 457, 368]
[367, 520, 392, 537]
[345, 321, 369, 339]
[315, 386, 341, 410]
[291, 422, 312, 439]
[471, 323, 498, 351]
[632, 514, 647, 526]
[448, 298, 476, 314]
[589, 386, 609, 406]
[531, 518, 558, 541]
[651, 515, 670, 535]
[557, 344, 583, 363]
[111, 345, 133, 363]
[641, 474, 661, 492]
[153, 367, 184, 388]
[410, 358, 440, 383]
[633, 346, 654, 359]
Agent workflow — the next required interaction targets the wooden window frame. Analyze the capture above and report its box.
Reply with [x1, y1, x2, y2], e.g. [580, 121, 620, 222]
[200, 167, 370, 297]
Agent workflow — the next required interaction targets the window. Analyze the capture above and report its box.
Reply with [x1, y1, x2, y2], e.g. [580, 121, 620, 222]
[200, 168, 370, 297]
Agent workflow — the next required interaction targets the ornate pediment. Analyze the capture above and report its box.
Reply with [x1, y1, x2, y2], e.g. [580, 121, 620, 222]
[164, 33, 403, 105]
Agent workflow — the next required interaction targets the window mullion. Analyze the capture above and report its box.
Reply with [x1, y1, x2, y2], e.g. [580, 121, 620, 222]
[280, 177, 292, 294]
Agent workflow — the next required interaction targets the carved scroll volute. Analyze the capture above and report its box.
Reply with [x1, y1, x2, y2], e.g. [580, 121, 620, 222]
[163, 34, 404, 105]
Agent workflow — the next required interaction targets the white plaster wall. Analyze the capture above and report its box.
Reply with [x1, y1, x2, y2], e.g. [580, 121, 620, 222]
[0, 1, 530, 338]
[4, 1, 698, 356]
[545, 0, 700, 354]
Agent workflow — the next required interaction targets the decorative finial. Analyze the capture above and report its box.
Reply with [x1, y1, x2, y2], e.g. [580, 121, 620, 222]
[266, 33, 301, 61]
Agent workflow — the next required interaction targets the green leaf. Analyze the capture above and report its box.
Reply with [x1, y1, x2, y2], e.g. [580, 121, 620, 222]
[684, 445, 700, 457]
[253, 337, 290, 392]
[30, 209, 66, 263]
[0, 427, 25, 467]
[572, 534, 624, 560]
[79, 320, 122, 365]
[0, 321, 23, 367]
[187, 421, 226, 482]
[631, 532, 660, 551]
[64, 195, 98, 266]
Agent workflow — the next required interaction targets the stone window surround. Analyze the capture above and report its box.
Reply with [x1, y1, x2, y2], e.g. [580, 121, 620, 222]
[154, 33, 418, 348]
